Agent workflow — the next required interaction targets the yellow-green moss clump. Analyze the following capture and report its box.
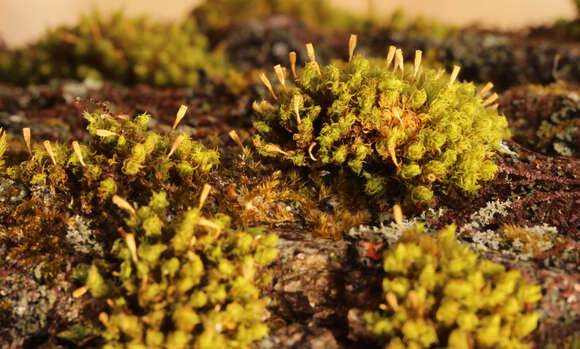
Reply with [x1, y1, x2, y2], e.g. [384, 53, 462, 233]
[3, 110, 277, 347]
[382, 8, 457, 39]
[553, 0, 580, 39]
[253, 42, 510, 204]
[6, 111, 219, 211]
[191, 0, 363, 32]
[89, 194, 278, 348]
[0, 11, 228, 86]
[365, 224, 541, 349]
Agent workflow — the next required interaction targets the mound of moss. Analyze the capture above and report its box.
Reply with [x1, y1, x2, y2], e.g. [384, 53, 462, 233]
[0, 11, 228, 86]
[89, 193, 278, 348]
[551, 0, 580, 40]
[5, 111, 219, 210]
[253, 43, 510, 204]
[191, 0, 364, 32]
[553, 18, 580, 39]
[1, 110, 277, 347]
[1, 110, 220, 286]
[382, 8, 457, 39]
[365, 224, 541, 348]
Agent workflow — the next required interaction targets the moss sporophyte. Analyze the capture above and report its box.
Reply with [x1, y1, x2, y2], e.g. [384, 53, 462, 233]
[2, 108, 278, 348]
[0, 128, 6, 172]
[253, 35, 510, 204]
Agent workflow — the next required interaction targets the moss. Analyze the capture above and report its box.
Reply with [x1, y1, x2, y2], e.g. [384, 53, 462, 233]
[382, 8, 458, 39]
[365, 224, 542, 348]
[253, 42, 510, 204]
[2, 106, 278, 347]
[1, 186, 74, 282]
[191, 0, 457, 39]
[0, 128, 6, 172]
[210, 144, 372, 239]
[0, 11, 228, 86]
[553, 18, 580, 39]
[8, 110, 220, 216]
[2, 4, 576, 346]
[86, 264, 109, 298]
[192, 0, 364, 32]
[98, 177, 117, 198]
[57, 323, 100, 346]
[94, 192, 278, 348]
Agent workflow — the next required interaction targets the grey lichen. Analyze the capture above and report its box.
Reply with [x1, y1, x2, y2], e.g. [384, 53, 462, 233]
[66, 215, 104, 255]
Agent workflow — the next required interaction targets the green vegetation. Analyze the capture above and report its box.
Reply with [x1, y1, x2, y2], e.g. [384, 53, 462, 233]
[0, 11, 228, 86]
[1, 3, 575, 347]
[191, 0, 364, 32]
[551, 0, 580, 39]
[90, 194, 278, 348]
[554, 17, 580, 39]
[3, 110, 276, 347]
[6, 111, 219, 208]
[0, 111, 220, 285]
[365, 224, 542, 348]
[192, 0, 456, 38]
[253, 44, 510, 204]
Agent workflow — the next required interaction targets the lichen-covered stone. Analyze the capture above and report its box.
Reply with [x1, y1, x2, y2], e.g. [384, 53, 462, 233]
[499, 82, 579, 157]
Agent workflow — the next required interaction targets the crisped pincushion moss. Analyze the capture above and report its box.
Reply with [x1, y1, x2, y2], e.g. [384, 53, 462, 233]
[253, 44, 510, 203]
[0, 11, 228, 86]
[6, 112, 219, 209]
[2, 111, 277, 347]
[193, 0, 330, 26]
[90, 195, 278, 348]
[365, 224, 541, 349]
[192, 0, 362, 32]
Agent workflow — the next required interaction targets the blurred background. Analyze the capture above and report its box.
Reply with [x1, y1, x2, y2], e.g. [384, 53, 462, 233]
[1, 0, 576, 47]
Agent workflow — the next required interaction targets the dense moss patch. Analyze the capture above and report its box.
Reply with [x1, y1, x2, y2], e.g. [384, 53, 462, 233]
[253, 42, 510, 204]
[92, 194, 278, 348]
[0, 11, 228, 86]
[365, 224, 541, 348]
[0, 110, 276, 348]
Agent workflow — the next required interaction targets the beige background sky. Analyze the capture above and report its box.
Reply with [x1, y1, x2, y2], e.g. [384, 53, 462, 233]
[0, 0, 576, 47]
